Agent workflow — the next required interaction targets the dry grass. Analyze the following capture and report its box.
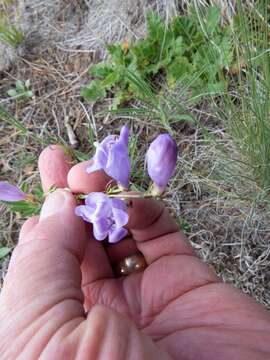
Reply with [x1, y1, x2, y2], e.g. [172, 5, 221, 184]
[1, 0, 270, 308]
[172, 130, 270, 307]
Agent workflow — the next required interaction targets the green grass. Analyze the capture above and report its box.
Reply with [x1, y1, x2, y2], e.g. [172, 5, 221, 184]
[0, 17, 23, 48]
[110, 69, 196, 133]
[215, 0, 270, 190]
[0, 105, 48, 144]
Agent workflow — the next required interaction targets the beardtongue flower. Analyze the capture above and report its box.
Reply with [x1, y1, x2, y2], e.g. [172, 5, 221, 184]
[75, 192, 128, 243]
[146, 134, 177, 195]
[86, 125, 131, 189]
[0, 182, 27, 202]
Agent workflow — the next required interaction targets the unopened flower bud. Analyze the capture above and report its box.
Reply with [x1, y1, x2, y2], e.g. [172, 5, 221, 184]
[146, 134, 177, 195]
[0, 182, 27, 202]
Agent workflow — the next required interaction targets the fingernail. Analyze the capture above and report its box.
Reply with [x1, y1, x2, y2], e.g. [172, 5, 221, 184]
[40, 190, 70, 220]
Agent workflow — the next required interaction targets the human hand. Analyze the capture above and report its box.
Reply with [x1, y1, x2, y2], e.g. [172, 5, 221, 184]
[0, 145, 270, 360]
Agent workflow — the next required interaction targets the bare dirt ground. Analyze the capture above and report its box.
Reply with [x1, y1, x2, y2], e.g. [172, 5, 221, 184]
[1, 0, 269, 307]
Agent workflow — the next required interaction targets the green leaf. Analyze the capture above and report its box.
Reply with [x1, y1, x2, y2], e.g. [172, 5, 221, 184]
[0, 247, 11, 260]
[171, 15, 197, 41]
[25, 90, 34, 98]
[16, 80, 25, 92]
[107, 44, 126, 66]
[90, 63, 114, 78]
[20, 182, 29, 192]
[172, 37, 184, 57]
[112, 90, 125, 110]
[3, 200, 41, 217]
[101, 71, 120, 89]
[166, 56, 193, 87]
[81, 80, 106, 101]
[7, 89, 18, 97]
[25, 79, 31, 88]
[32, 184, 44, 200]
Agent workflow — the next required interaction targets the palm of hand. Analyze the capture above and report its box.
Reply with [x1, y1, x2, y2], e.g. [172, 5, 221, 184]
[0, 146, 270, 360]
[84, 250, 270, 360]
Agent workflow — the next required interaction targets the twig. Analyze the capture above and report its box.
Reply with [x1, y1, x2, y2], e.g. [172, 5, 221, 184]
[64, 107, 79, 148]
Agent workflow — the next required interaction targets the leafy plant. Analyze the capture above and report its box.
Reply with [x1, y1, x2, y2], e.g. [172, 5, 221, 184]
[7, 79, 34, 100]
[82, 7, 234, 108]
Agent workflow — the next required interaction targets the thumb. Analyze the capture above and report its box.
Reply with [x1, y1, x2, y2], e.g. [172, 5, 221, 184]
[38, 189, 87, 258]
[1, 189, 88, 319]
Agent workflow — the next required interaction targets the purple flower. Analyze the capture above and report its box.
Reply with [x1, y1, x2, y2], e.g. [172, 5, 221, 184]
[146, 134, 177, 194]
[0, 182, 27, 202]
[87, 125, 131, 189]
[75, 192, 129, 243]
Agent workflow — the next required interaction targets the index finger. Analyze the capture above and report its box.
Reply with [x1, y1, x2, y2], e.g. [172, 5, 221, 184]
[38, 145, 72, 192]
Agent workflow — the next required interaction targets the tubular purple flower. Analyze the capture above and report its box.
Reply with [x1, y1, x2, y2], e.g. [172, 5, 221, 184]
[146, 134, 177, 195]
[86, 125, 131, 189]
[0, 182, 27, 202]
[75, 192, 129, 243]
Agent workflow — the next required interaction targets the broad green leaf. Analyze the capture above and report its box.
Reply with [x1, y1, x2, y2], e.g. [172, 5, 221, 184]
[25, 90, 34, 98]
[7, 89, 18, 97]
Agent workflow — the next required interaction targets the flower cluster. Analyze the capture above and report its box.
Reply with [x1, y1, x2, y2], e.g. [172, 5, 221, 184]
[0, 125, 177, 244]
[75, 192, 128, 243]
[75, 125, 177, 243]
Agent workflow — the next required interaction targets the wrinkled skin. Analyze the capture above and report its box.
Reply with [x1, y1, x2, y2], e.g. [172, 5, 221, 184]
[0, 145, 270, 360]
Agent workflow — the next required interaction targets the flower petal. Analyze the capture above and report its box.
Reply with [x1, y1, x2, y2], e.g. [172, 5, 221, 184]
[0, 182, 26, 202]
[86, 160, 102, 174]
[85, 192, 111, 220]
[85, 192, 107, 207]
[111, 198, 129, 227]
[75, 205, 94, 223]
[86, 136, 116, 174]
[106, 141, 130, 188]
[93, 218, 112, 241]
[108, 226, 128, 243]
[120, 125, 129, 146]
